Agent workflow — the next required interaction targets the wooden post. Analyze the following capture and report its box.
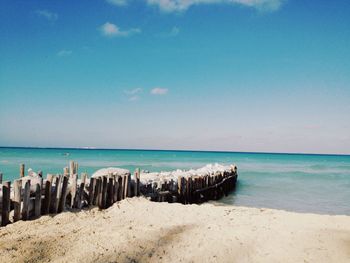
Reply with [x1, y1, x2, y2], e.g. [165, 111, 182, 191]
[70, 173, 77, 208]
[34, 183, 42, 218]
[127, 173, 131, 197]
[74, 162, 79, 175]
[53, 175, 63, 213]
[88, 177, 96, 205]
[135, 168, 140, 197]
[93, 177, 100, 206]
[1, 181, 11, 226]
[22, 180, 31, 220]
[43, 174, 53, 215]
[69, 161, 74, 177]
[63, 167, 69, 177]
[76, 180, 85, 209]
[13, 179, 22, 222]
[0, 172, 3, 184]
[107, 177, 114, 207]
[50, 176, 58, 213]
[123, 174, 129, 199]
[101, 176, 108, 209]
[58, 176, 69, 213]
[97, 177, 104, 208]
[20, 163, 25, 178]
[113, 176, 118, 203]
[178, 176, 183, 203]
[117, 176, 123, 201]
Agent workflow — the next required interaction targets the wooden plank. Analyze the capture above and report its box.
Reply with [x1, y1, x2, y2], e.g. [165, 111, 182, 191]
[70, 173, 77, 208]
[50, 176, 58, 213]
[107, 177, 114, 207]
[63, 167, 69, 177]
[135, 168, 140, 197]
[177, 176, 183, 202]
[127, 174, 131, 198]
[22, 180, 31, 220]
[42, 174, 53, 215]
[20, 163, 25, 178]
[97, 177, 104, 208]
[34, 183, 42, 218]
[76, 181, 85, 209]
[123, 174, 129, 199]
[101, 176, 108, 209]
[13, 179, 22, 222]
[54, 175, 63, 213]
[69, 161, 75, 176]
[93, 177, 101, 206]
[117, 176, 123, 201]
[1, 181, 11, 226]
[58, 176, 69, 213]
[88, 177, 96, 205]
[113, 176, 118, 203]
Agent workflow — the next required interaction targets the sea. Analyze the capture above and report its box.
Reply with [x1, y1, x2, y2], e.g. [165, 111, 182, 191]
[0, 147, 349, 215]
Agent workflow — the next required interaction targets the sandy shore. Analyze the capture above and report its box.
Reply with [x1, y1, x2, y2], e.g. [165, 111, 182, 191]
[0, 198, 349, 263]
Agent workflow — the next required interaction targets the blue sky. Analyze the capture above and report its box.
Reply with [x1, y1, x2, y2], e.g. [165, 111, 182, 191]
[0, 0, 350, 154]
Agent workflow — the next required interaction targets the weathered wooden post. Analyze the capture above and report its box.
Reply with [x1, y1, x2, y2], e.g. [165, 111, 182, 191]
[178, 176, 183, 203]
[1, 181, 11, 226]
[70, 173, 77, 208]
[0, 172, 3, 184]
[34, 183, 42, 218]
[76, 180, 85, 209]
[69, 161, 75, 177]
[123, 175, 128, 199]
[101, 176, 108, 209]
[58, 176, 69, 213]
[43, 174, 53, 215]
[92, 178, 101, 206]
[63, 167, 69, 177]
[22, 180, 31, 220]
[127, 173, 131, 198]
[13, 179, 22, 222]
[117, 176, 123, 201]
[107, 177, 114, 207]
[135, 168, 140, 197]
[20, 163, 25, 178]
[113, 176, 119, 203]
[53, 175, 63, 213]
[88, 177, 96, 205]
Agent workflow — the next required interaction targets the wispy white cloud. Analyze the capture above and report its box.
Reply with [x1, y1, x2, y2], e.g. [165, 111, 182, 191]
[100, 22, 141, 37]
[150, 87, 168, 95]
[35, 9, 58, 21]
[106, 0, 128, 6]
[124, 88, 143, 101]
[124, 88, 143, 95]
[146, 0, 284, 12]
[57, 50, 72, 57]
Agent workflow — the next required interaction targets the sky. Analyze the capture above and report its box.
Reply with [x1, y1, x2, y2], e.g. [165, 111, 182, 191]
[0, 0, 350, 154]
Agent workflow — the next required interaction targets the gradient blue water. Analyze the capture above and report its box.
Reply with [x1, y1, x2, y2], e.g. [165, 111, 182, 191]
[0, 147, 349, 215]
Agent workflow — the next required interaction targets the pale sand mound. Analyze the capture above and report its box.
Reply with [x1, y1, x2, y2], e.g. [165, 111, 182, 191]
[0, 198, 349, 263]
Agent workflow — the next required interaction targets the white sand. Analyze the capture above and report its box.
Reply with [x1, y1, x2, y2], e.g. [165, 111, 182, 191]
[0, 197, 349, 263]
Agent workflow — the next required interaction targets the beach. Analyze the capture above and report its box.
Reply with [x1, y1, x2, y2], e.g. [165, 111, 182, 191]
[0, 197, 349, 263]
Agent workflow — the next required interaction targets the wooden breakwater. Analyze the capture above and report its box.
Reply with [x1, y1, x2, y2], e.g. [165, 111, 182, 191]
[0, 162, 237, 227]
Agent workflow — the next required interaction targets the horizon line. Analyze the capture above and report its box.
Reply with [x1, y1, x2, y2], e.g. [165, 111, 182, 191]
[0, 146, 349, 157]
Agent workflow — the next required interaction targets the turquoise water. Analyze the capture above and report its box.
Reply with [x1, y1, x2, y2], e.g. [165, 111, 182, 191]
[0, 147, 349, 215]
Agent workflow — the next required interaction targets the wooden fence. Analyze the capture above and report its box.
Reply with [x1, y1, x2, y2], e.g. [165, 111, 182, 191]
[0, 162, 237, 227]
